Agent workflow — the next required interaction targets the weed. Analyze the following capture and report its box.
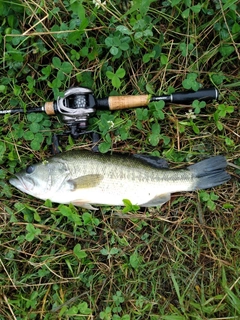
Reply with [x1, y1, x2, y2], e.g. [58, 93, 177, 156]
[25, 223, 41, 241]
[182, 73, 201, 91]
[199, 190, 219, 211]
[106, 67, 126, 89]
[100, 246, 119, 259]
[0, 0, 239, 319]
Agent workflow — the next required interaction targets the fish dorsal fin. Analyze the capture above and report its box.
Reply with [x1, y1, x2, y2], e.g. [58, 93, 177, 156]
[67, 174, 103, 190]
[133, 154, 169, 169]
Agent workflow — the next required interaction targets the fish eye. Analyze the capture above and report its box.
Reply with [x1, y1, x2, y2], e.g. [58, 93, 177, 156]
[26, 165, 35, 174]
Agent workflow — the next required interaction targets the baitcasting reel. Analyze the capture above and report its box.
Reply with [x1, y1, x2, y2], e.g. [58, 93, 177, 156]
[55, 87, 96, 139]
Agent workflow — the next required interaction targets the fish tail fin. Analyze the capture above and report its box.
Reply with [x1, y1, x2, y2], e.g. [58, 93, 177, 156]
[188, 156, 231, 190]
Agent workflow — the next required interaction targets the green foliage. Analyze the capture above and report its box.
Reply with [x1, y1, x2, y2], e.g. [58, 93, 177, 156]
[105, 33, 131, 58]
[59, 301, 92, 317]
[26, 113, 52, 150]
[58, 204, 82, 225]
[0, 0, 239, 319]
[106, 67, 126, 89]
[182, 73, 201, 91]
[213, 103, 235, 131]
[192, 100, 206, 114]
[100, 246, 119, 259]
[73, 243, 87, 259]
[129, 250, 142, 269]
[199, 190, 219, 211]
[25, 223, 41, 241]
[122, 199, 140, 213]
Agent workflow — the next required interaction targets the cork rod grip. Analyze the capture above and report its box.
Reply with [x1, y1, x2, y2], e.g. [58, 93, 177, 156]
[108, 95, 150, 110]
[44, 102, 55, 115]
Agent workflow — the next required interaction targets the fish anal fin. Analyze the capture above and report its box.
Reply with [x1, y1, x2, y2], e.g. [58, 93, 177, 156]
[67, 174, 103, 190]
[71, 200, 98, 210]
[141, 193, 171, 207]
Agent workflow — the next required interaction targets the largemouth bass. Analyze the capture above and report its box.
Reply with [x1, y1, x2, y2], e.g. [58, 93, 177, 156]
[9, 150, 230, 210]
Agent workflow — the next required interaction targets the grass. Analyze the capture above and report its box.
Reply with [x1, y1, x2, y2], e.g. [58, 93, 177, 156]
[0, 0, 240, 319]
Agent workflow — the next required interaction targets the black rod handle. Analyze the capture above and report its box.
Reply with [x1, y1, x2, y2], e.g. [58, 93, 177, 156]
[171, 88, 219, 103]
[151, 88, 219, 104]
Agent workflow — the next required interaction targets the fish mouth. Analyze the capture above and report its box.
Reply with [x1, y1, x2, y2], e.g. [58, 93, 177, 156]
[9, 175, 33, 192]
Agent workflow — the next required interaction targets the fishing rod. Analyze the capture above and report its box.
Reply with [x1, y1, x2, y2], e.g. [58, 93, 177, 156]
[0, 86, 218, 139]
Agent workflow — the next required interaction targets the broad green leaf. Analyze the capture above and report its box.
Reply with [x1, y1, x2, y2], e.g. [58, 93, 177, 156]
[100, 248, 109, 256]
[61, 61, 73, 73]
[112, 36, 121, 46]
[11, 52, 23, 62]
[73, 244, 87, 259]
[182, 79, 192, 89]
[105, 37, 114, 47]
[219, 45, 235, 57]
[134, 31, 143, 39]
[78, 302, 92, 315]
[130, 251, 142, 269]
[116, 68, 125, 78]
[26, 223, 35, 233]
[191, 122, 200, 134]
[116, 25, 133, 35]
[30, 139, 41, 151]
[191, 4, 202, 13]
[151, 122, 160, 134]
[112, 74, 121, 88]
[98, 142, 111, 153]
[52, 78, 62, 88]
[110, 247, 119, 255]
[0, 85, 6, 92]
[119, 42, 129, 51]
[106, 71, 114, 80]
[143, 51, 155, 63]
[110, 46, 119, 55]
[211, 73, 226, 85]
[182, 8, 190, 18]
[136, 108, 148, 121]
[27, 113, 43, 122]
[160, 54, 168, 65]
[171, 0, 182, 5]
[232, 22, 240, 34]
[29, 122, 40, 133]
[52, 56, 61, 68]
[57, 70, 65, 81]
[25, 233, 34, 241]
[149, 133, 160, 146]
[143, 29, 153, 37]
[222, 0, 238, 10]
[23, 131, 34, 141]
[59, 204, 72, 217]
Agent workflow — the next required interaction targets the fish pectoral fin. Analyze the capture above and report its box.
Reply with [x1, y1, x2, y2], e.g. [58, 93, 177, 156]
[71, 200, 98, 210]
[141, 193, 171, 207]
[67, 174, 103, 190]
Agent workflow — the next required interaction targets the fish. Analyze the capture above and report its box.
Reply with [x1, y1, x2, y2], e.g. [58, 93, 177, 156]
[9, 150, 230, 210]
